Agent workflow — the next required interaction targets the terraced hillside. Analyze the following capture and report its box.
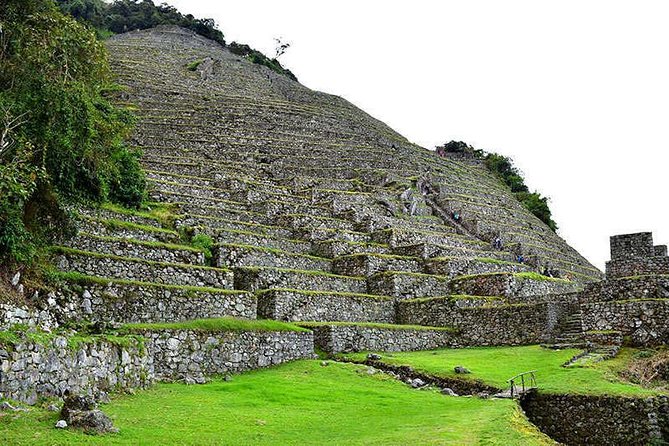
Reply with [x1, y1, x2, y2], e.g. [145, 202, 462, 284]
[45, 25, 603, 359]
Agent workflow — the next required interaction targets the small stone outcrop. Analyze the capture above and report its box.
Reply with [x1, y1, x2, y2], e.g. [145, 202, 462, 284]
[59, 394, 118, 435]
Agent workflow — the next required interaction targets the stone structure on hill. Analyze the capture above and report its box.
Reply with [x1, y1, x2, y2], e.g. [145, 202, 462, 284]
[606, 232, 669, 278]
[2, 27, 666, 425]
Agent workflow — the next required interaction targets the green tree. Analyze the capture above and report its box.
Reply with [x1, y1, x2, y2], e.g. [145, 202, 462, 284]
[0, 0, 145, 263]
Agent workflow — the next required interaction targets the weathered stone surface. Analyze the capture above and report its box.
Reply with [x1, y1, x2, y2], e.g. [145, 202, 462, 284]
[309, 324, 456, 354]
[144, 330, 314, 381]
[522, 393, 669, 446]
[0, 337, 152, 404]
[257, 289, 394, 323]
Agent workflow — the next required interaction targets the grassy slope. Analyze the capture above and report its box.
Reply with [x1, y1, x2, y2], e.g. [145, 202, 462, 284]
[0, 361, 553, 446]
[343, 345, 660, 396]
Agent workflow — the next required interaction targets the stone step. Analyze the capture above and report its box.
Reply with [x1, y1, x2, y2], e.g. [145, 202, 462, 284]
[64, 233, 205, 265]
[367, 271, 452, 300]
[76, 215, 180, 244]
[392, 242, 517, 263]
[178, 215, 293, 239]
[448, 272, 581, 302]
[214, 228, 311, 255]
[355, 215, 450, 234]
[52, 247, 233, 288]
[277, 213, 358, 233]
[424, 257, 532, 278]
[371, 228, 485, 251]
[332, 253, 422, 277]
[310, 239, 390, 258]
[299, 322, 456, 354]
[299, 226, 371, 244]
[249, 200, 333, 219]
[177, 203, 268, 225]
[256, 289, 394, 323]
[147, 178, 235, 201]
[58, 275, 254, 322]
[234, 267, 367, 294]
[215, 243, 332, 271]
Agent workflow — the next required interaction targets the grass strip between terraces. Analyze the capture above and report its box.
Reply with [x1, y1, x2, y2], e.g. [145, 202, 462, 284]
[219, 243, 331, 262]
[50, 246, 230, 272]
[255, 288, 393, 301]
[452, 271, 573, 284]
[75, 233, 203, 253]
[238, 266, 365, 280]
[403, 294, 504, 304]
[297, 321, 456, 332]
[78, 215, 178, 236]
[122, 317, 308, 333]
[51, 272, 247, 295]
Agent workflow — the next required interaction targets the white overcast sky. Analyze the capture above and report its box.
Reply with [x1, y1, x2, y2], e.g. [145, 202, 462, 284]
[166, 0, 668, 270]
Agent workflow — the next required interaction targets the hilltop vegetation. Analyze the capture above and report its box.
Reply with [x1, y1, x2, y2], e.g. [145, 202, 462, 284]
[437, 141, 558, 231]
[0, 0, 145, 265]
[55, 0, 297, 81]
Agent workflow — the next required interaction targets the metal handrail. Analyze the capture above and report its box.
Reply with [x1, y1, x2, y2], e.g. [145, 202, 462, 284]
[507, 370, 537, 398]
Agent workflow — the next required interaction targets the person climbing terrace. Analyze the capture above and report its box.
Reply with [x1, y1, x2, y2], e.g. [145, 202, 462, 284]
[494, 236, 503, 250]
[452, 210, 461, 222]
[517, 254, 525, 264]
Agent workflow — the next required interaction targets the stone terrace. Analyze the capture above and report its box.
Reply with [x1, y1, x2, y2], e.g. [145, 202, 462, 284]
[2, 26, 608, 396]
[75, 25, 601, 353]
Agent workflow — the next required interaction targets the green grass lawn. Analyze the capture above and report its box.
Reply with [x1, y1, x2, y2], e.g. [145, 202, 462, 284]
[343, 345, 661, 396]
[0, 360, 553, 445]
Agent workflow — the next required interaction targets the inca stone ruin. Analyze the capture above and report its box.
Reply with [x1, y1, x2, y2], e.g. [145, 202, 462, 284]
[2, 26, 669, 445]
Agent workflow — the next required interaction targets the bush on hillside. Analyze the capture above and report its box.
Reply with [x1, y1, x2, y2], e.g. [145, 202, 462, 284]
[436, 141, 558, 231]
[56, 0, 298, 81]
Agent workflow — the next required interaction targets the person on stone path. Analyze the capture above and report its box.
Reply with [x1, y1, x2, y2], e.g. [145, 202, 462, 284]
[517, 254, 524, 264]
[494, 236, 503, 250]
[452, 210, 461, 222]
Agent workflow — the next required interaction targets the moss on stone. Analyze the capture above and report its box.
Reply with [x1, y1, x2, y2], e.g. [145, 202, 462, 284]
[122, 317, 308, 333]
[297, 321, 457, 332]
[53, 271, 247, 295]
[255, 288, 393, 301]
[49, 246, 231, 272]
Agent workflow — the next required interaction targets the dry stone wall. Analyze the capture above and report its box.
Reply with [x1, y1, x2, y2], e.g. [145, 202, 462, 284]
[0, 336, 152, 405]
[309, 324, 456, 354]
[398, 300, 575, 346]
[581, 299, 669, 346]
[145, 330, 314, 382]
[522, 392, 669, 446]
[59, 282, 255, 323]
[257, 289, 394, 323]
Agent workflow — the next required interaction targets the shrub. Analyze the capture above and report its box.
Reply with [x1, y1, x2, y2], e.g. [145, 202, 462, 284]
[191, 234, 214, 265]
[108, 147, 146, 208]
[435, 141, 558, 231]
[0, 0, 146, 263]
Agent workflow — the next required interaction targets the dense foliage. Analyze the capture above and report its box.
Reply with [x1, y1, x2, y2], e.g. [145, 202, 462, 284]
[56, 0, 225, 44]
[228, 42, 297, 82]
[0, 0, 145, 264]
[56, 0, 297, 81]
[436, 141, 558, 231]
